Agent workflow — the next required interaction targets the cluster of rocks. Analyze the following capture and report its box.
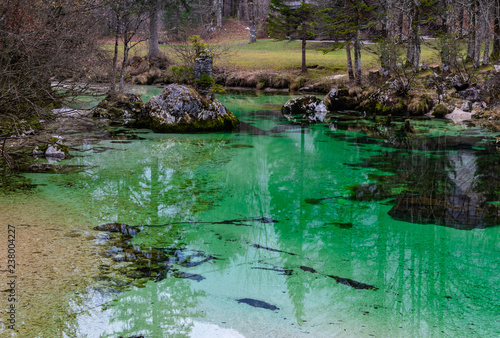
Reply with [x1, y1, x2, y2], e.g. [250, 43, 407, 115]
[282, 74, 498, 123]
[32, 136, 69, 159]
[91, 84, 239, 133]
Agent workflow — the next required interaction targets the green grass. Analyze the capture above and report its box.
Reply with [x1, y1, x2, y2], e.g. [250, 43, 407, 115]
[101, 38, 458, 75]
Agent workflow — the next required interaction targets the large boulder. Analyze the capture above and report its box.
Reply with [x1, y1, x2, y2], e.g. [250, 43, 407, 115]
[323, 87, 359, 111]
[281, 96, 328, 123]
[143, 84, 239, 133]
[92, 93, 144, 119]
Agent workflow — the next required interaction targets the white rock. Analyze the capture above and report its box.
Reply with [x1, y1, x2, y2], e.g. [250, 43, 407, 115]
[45, 145, 66, 158]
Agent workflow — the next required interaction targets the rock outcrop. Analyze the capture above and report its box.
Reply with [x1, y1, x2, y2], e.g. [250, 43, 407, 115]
[32, 136, 69, 159]
[281, 96, 328, 123]
[142, 84, 239, 133]
[323, 85, 434, 117]
[92, 93, 144, 120]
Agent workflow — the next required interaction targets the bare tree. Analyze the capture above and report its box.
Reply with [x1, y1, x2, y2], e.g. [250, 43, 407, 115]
[248, 0, 257, 43]
[106, 0, 149, 93]
[0, 0, 101, 169]
[148, 0, 162, 60]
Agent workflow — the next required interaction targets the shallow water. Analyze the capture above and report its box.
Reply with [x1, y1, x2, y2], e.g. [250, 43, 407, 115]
[2, 89, 499, 337]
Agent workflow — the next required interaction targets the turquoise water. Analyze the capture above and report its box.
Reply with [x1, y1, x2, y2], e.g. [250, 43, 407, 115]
[11, 90, 500, 336]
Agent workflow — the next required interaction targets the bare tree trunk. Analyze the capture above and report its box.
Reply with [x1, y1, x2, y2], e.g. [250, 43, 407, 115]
[398, 11, 404, 43]
[215, 0, 223, 28]
[354, 28, 362, 85]
[458, 4, 464, 38]
[147, 2, 161, 60]
[473, 0, 481, 68]
[119, 32, 130, 93]
[346, 42, 355, 80]
[492, 0, 500, 60]
[110, 21, 120, 94]
[482, 0, 491, 65]
[411, 2, 421, 73]
[406, 4, 415, 67]
[467, 1, 476, 62]
[248, 0, 256, 43]
[301, 21, 307, 73]
[444, 0, 452, 34]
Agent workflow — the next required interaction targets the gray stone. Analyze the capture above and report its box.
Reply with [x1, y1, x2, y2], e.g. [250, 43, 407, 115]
[32, 146, 45, 156]
[92, 93, 144, 119]
[472, 102, 484, 111]
[45, 144, 67, 159]
[282, 96, 328, 123]
[457, 87, 481, 102]
[194, 49, 213, 93]
[143, 84, 239, 133]
[461, 101, 472, 112]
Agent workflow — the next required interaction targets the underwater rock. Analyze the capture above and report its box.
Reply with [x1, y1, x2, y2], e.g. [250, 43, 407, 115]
[305, 196, 338, 204]
[281, 95, 328, 123]
[326, 275, 378, 290]
[326, 222, 355, 229]
[252, 244, 297, 255]
[237, 298, 279, 311]
[143, 84, 239, 133]
[94, 223, 140, 237]
[388, 194, 500, 230]
[92, 93, 144, 120]
[172, 271, 205, 282]
[300, 265, 377, 290]
[18, 164, 86, 174]
[251, 266, 294, 275]
[347, 183, 397, 202]
[300, 266, 317, 273]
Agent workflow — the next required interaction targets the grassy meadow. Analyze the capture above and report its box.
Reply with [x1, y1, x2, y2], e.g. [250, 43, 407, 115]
[105, 38, 445, 77]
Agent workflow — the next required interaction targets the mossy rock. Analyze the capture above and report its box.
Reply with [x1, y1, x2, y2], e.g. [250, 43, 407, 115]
[432, 103, 450, 118]
[407, 95, 434, 116]
[92, 93, 144, 119]
[281, 96, 328, 123]
[144, 84, 239, 133]
[32, 137, 69, 159]
[323, 87, 359, 111]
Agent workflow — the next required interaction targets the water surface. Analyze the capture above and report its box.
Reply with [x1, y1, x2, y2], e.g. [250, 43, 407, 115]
[3, 89, 499, 337]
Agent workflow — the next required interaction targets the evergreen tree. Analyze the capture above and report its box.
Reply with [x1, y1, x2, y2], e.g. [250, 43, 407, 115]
[268, 0, 316, 73]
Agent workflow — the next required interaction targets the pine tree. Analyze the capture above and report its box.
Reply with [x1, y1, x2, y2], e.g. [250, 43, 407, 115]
[267, 0, 316, 73]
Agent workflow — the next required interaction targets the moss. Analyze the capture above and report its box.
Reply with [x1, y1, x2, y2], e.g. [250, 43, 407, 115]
[0, 173, 37, 195]
[375, 103, 392, 115]
[432, 103, 450, 118]
[38, 144, 49, 153]
[151, 111, 239, 133]
[408, 96, 433, 116]
[256, 80, 266, 90]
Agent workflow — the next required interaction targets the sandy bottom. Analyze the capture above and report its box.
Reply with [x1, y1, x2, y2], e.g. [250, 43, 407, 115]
[0, 193, 106, 337]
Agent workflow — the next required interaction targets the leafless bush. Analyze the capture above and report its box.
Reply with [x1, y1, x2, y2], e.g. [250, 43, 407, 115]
[0, 0, 101, 169]
[168, 35, 233, 70]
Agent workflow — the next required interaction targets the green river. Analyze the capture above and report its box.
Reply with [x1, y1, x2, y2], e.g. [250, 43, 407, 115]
[1, 87, 499, 337]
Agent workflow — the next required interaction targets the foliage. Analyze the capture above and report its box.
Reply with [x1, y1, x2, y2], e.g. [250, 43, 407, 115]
[195, 73, 215, 87]
[210, 83, 226, 94]
[189, 35, 208, 55]
[169, 35, 231, 69]
[166, 65, 195, 84]
[268, 0, 317, 72]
